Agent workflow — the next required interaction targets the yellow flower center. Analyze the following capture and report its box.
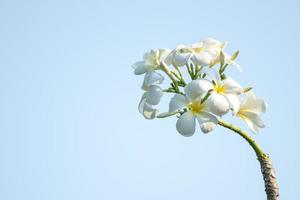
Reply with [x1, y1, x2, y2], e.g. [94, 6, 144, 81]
[188, 101, 204, 114]
[214, 84, 225, 94]
[194, 47, 203, 53]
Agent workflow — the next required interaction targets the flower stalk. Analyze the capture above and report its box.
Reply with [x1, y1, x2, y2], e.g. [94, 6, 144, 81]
[218, 120, 279, 200]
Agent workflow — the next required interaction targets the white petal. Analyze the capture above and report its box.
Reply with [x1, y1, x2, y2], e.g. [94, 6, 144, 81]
[132, 61, 151, 75]
[164, 49, 176, 66]
[190, 42, 203, 49]
[173, 52, 191, 66]
[191, 51, 212, 66]
[142, 71, 164, 90]
[146, 85, 163, 105]
[176, 111, 196, 137]
[223, 77, 243, 94]
[202, 38, 223, 47]
[138, 93, 147, 114]
[184, 79, 213, 101]
[225, 93, 240, 115]
[196, 112, 218, 133]
[207, 93, 230, 116]
[145, 49, 158, 65]
[240, 111, 265, 128]
[230, 60, 242, 72]
[201, 68, 221, 83]
[240, 91, 267, 114]
[169, 94, 187, 112]
[243, 117, 260, 133]
[158, 48, 171, 62]
[138, 95, 158, 120]
[223, 53, 242, 71]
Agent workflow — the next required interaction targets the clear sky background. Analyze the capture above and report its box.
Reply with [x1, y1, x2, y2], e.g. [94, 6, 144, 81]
[0, 0, 299, 199]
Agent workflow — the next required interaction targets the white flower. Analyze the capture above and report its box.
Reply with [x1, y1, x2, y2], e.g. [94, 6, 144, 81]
[237, 91, 267, 133]
[138, 84, 164, 119]
[191, 38, 242, 71]
[165, 45, 193, 67]
[204, 70, 243, 116]
[191, 38, 226, 66]
[169, 79, 218, 136]
[132, 48, 171, 75]
[141, 71, 164, 90]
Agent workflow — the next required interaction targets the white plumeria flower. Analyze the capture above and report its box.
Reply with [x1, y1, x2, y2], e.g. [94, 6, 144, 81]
[164, 39, 223, 67]
[132, 48, 171, 75]
[141, 71, 164, 90]
[169, 79, 218, 136]
[165, 38, 238, 69]
[190, 38, 226, 66]
[203, 69, 243, 116]
[191, 38, 242, 71]
[138, 84, 164, 120]
[237, 91, 267, 133]
[165, 44, 193, 67]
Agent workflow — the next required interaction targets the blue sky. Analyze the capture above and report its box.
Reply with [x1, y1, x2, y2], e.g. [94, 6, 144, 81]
[0, 0, 299, 199]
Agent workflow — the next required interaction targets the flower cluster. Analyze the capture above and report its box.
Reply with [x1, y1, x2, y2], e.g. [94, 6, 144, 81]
[132, 38, 267, 136]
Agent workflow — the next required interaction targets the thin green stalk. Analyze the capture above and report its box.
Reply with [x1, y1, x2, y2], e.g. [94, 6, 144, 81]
[218, 120, 279, 200]
[218, 120, 267, 158]
[160, 62, 180, 93]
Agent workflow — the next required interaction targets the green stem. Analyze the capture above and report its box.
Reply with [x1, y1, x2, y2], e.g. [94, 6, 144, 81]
[218, 120, 279, 200]
[218, 120, 267, 158]
[160, 62, 180, 93]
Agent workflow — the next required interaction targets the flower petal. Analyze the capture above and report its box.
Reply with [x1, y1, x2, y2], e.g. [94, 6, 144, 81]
[223, 77, 243, 94]
[169, 94, 187, 112]
[165, 45, 192, 67]
[138, 95, 158, 120]
[196, 112, 218, 133]
[207, 92, 230, 116]
[158, 48, 171, 62]
[240, 91, 267, 114]
[191, 51, 212, 66]
[144, 49, 158, 65]
[132, 61, 151, 75]
[184, 79, 213, 101]
[146, 85, 163, 105]
[225, 93, 240, 115]
[239, 111, 265, 129]
[243, 118, 260, 133]
[142, 71, 164, 90]
[173, 52, 191, 66]
[176, 111, 196, 137]
[223, 53, 243, 71]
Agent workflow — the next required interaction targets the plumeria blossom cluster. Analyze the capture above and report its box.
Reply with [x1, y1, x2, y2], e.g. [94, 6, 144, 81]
[132, 38, 267, 136]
